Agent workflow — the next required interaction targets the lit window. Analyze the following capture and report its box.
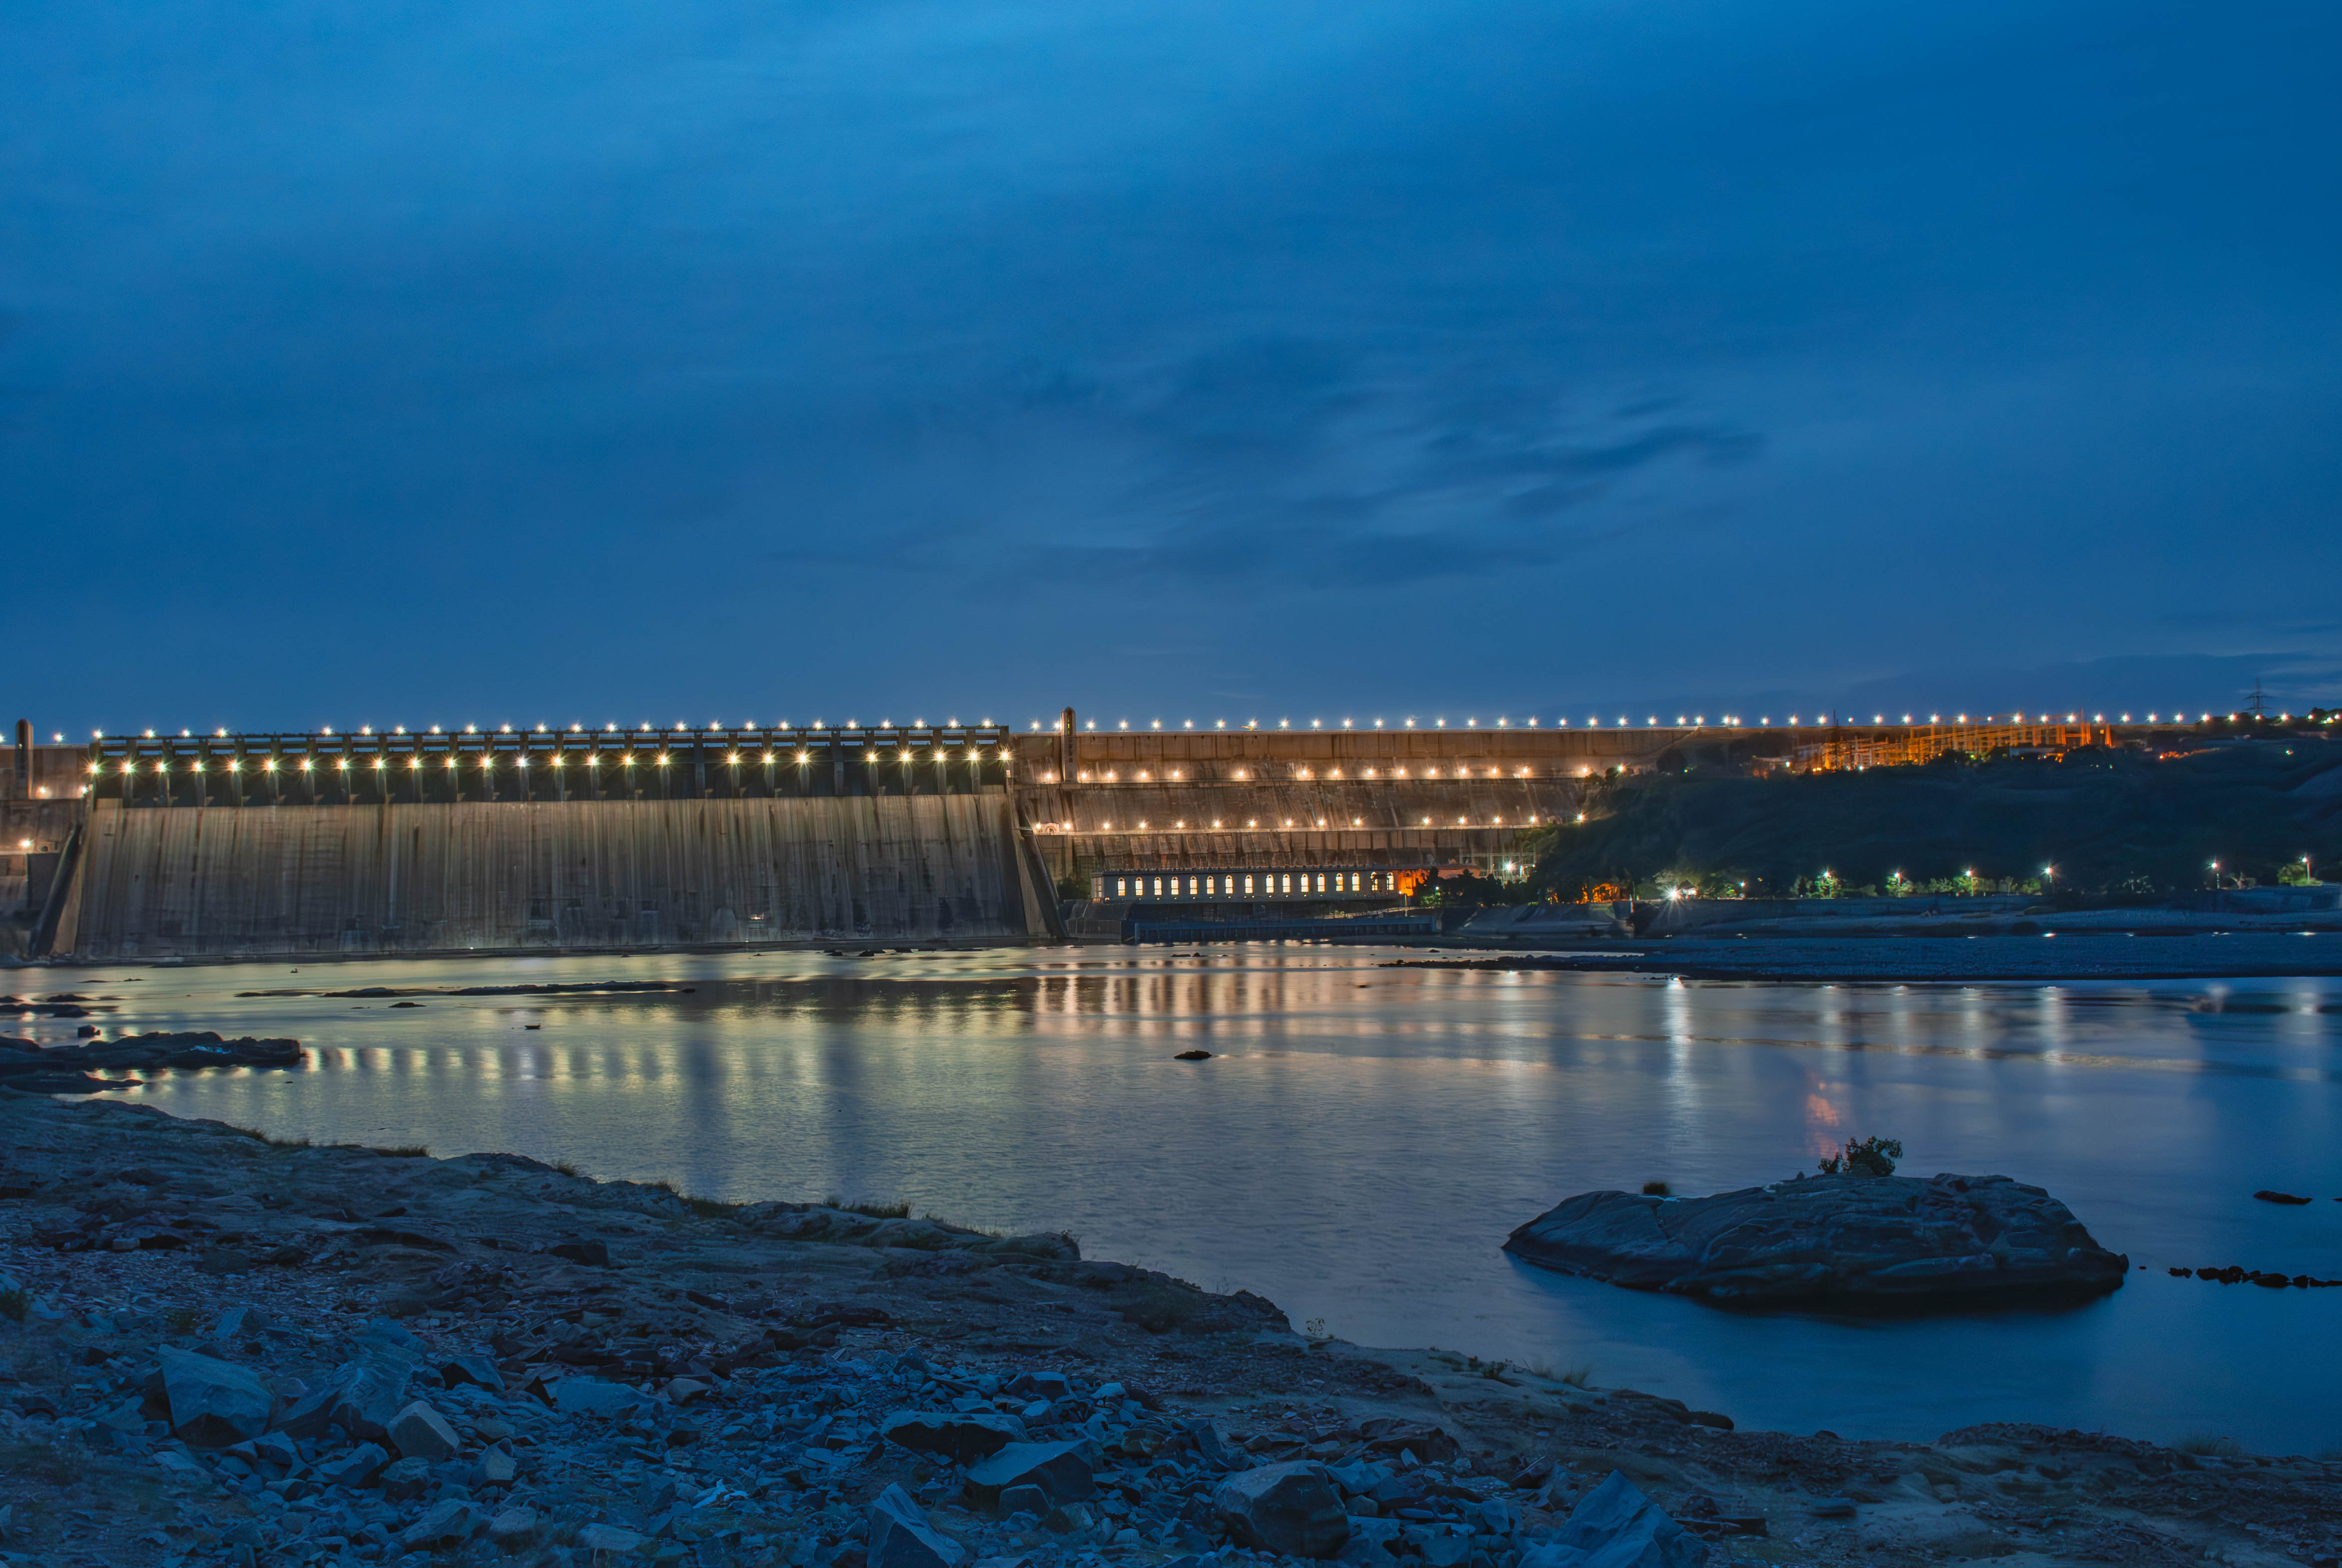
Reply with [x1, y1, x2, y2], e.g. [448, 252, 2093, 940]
[1244, 874, 1254, 895]
[1116, 877, 1128, 897]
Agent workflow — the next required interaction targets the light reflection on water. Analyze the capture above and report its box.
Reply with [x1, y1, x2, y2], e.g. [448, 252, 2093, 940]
[24, 946, 2342, 1454]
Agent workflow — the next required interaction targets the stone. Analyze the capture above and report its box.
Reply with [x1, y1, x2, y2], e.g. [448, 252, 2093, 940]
[1213, 1461, 1352, 1559]
[880, 1410, 1028, 1461]
[353, 1319, 426, 1361]
[1004, 1371, 1071, 1398]
[1039, 1503, 1094, 1536]
[1407, 1527, 1469, 1568]
[328, 1363, 414, 1443]
[964, 1440, 1096, 1503]
[480, 1448, 517, 1485]
[1518, 1472, 1705, 1568]
[215, 1305, 272, 1340]
[549, 1377, 651, 1418]
[399, 1499, 485, 1549]
[380, 1457, 434, 1501]
[866, 1484, 966, 1568]
[997, 1485, 1047, 1519]
[316, 1442, 390, 1489]
[579, 1523, 647, 1553]
[550, 1239, 610, 1266]
[487, 1505, 540, 1543]
[441, 1353, 504, 1392]
[156, 1347, 274, 1447]
[1357, 1420, 1458, 1465]
[1504, 1173, 2129, 1305]
[389, 1400, 462, 1461]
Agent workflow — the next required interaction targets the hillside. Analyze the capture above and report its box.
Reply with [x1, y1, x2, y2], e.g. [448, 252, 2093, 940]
[1526, 739, 2342, 898]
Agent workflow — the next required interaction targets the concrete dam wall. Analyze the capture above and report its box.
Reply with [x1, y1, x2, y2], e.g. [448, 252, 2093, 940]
[59, 796, 1055, 960]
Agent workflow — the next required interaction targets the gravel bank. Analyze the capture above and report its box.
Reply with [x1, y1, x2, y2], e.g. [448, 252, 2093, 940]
[1, 1096, 2334, 1568]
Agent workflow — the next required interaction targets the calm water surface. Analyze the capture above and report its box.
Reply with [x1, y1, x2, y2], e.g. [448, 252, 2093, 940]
[24, 946, 2342, 1454]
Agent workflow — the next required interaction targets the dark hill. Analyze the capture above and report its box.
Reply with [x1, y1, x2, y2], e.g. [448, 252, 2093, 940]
[1527, 740, 2342, 897]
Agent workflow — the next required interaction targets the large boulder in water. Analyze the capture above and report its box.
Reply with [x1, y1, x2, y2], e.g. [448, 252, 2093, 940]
[1504, 1173, 2127, 1306]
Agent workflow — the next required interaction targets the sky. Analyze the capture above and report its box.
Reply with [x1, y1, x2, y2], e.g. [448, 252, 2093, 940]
[5, 0, 2339, 738]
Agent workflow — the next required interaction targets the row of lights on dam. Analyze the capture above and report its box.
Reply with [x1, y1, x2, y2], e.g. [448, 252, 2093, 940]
[94, 719, 999, 740]
[74, 710, 2331, 743]
[1029, 711, 2323, 731]
[1048, 812, 1547, 832]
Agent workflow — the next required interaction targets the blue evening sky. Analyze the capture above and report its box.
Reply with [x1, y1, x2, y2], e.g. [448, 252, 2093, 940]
[5, 0, 2338, 735]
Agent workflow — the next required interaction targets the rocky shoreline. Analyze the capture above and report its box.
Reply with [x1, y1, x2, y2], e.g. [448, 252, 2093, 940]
[2, 1096, 2337, 1568]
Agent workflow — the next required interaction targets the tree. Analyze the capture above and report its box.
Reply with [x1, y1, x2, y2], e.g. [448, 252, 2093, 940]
[1817, 1136, 1903, 1177]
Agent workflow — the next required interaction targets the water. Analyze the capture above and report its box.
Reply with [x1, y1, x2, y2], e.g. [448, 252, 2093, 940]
[20, 946, 2342, 1455]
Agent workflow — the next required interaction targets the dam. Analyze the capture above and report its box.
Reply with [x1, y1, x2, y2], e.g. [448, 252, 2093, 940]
[3, 708, 2131, 961]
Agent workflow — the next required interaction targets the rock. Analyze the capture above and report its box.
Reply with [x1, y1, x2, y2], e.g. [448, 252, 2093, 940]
[881, 1410, 1029, 1461]
[548, 1377, 651, 1418]
[388, 1399, 462, 1461]
[1213, 1461, 1353, 1559]
[2253, 1190, 2312, 1205]
[195, 1247, 254, 1275]
[441, 1353, 504, 1391]
[156, 1347, 274, 1447]
[1504, 1173, 2129, 1305]
[399, 1499, 485, 1549]
[1174, 1050, 1212, 1061]
[1004, 1371, 1071, 1398]
[1520, 1472, 1706, 1568]
[868, 1483, 967, 1568]
[487, 1505, 539, 1543]
[964, 1440, 1096, 1503]
[327, 1363, 413, 1442]
[480, 1447, 517, 1484]
[379, 1457, 434, 1501]
[998, 1485, 1047, 1518]
[316, 1442, 390, 1489]
[215, 1305, 271, 1339]
[578, 1522, 647, 1554]
[1357, 1419, 1459, 1465]
[1407, 1526, 1471, 1567]
[550, 1239, 610, 1266]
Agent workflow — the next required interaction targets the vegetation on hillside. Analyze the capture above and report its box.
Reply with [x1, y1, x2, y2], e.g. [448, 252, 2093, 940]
[1525, 740, 2342, 899]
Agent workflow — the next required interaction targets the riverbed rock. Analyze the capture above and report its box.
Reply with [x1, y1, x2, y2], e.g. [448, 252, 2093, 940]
[882, 1409, 1028, 1461]
[388, 1398, 461, 1460]
[156, 1347, 274, 1447]
[399, 1498, 485, 1549]
[327, 1362, 412, 1441]
[317, 1441, 389, 1489]
[1522, 1472, 1706, 1568]
[965, 1439, 1096, 1503]
[869, 1482, 968, 1568]
[1504, 1172, 2128, 1305]
[1213, 1461, 1352, 1558]
[548, 1376, 650, 1418]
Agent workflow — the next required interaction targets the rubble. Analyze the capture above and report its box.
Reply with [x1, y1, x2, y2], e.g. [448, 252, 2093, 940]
[0, 1093, 2336, 1568]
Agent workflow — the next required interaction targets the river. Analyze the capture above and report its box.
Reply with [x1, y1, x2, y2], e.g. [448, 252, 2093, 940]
[20, 945, 2342, 1455]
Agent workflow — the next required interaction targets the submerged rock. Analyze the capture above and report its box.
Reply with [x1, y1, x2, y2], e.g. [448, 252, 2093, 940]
[1504, 1173, 2128, 1306]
